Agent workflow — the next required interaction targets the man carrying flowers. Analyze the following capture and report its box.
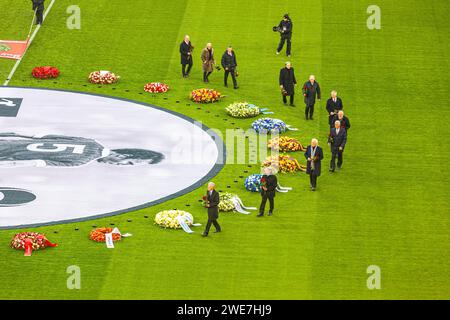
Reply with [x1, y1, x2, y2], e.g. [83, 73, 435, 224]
[257, 167, 278, 217]
[304, 138, 324, 191]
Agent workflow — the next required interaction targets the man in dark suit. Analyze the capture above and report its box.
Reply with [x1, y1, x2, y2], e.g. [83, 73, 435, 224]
[302, 75, 321, 120]
[31, 0, 45, 25]
[276, 14, 293, 57]
[331, 110, 351, 131]
[326, 90, 344, 126]
[257, 167, 278, 217]
[202, 182, 221, 237]
[328, 120, 347, 172]
[179, 35, 193, 78]
[279, 61, 297, 106]
[221, 46, 238, 89]
[304, 138, 324, 191]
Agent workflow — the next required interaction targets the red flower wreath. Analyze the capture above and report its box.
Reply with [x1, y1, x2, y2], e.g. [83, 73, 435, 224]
[10, 232, 57, 256]
[144, 82, 170, 93]
[32, 66, 60, 79]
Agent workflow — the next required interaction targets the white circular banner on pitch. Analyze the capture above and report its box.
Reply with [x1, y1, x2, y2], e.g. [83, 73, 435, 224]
[0, 87, 223, 229]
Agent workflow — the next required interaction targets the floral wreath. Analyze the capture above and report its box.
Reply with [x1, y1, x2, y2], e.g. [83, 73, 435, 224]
[268, 136, 306, 152]
[252, 118, 287, 134]
[144, 82, 169, 93]
[32, 66, 60, 79]
[226, 102, 261, 118]
[88, 70, 119, 84]
[261, 154, 306, 173]
[244, 174, 264, 192]
[190, 88, 221, 103]
[10, 232, 57, 255]
[155, 210, 195, 229]
[89, 228, 122, 242]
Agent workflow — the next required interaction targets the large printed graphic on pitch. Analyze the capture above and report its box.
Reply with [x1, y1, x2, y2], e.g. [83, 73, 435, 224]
[0, 88, 223, 229]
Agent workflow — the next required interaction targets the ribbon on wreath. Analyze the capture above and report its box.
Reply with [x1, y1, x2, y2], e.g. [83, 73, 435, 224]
[286, 124, 299, 131]
[105, 228, 132, 249]
[258, 107, 274, 115]
[177, 215, 202, 234]
[231, 196, 257, 214]
[276, 183, 293, 193]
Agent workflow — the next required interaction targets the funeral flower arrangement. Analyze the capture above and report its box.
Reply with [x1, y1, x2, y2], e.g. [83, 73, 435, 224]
[261, 155, 306, 173]
[252, 118, 287, 134]
[244, 174, 264, 192]
[218, 192, 237, 212]
[88, 70, 119, 84]
[32, 66, 60, 79]
[89, 228, 121, 242]
[144, 82, 169, 93]
[225, 102, 261, 118]
[155, 210, 194, 229]
[190, 88, 221, 103]
[10, 232, 57, 252]
[268, 136, 306, 152]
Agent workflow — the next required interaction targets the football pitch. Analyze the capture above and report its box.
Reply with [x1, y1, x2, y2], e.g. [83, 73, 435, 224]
[0, 0, 449, 300]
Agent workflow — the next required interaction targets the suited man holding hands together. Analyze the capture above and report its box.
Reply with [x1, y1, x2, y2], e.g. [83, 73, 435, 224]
[328, 120, 347, 172]
[202, 182, 221, 237]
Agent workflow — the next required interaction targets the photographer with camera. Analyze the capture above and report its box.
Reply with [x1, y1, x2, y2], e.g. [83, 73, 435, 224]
[274, 14, 293, 57]
[221, 45, 239, 89]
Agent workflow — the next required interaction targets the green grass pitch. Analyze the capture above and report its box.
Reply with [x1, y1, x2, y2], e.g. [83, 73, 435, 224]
[0, 0, 449, 299]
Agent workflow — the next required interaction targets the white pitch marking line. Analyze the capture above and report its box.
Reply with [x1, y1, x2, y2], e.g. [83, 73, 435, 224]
[3, 0, 56, 87]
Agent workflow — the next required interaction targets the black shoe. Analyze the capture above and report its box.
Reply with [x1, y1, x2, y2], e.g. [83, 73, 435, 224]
[257, 213, 264, 217]
[224, 84, 228, 87]
[311, 187, 316, 191]
[290, 104, 296, 107]
[305, 117, 309, 120]
[337, 166, 342, 171]
[213, 230, 221, 233]
[329, 168, 335, 172]
[310, 117, 314, 120]
[234, 86, 239, 89]
[201, 233, 208, 237]
[268, 211, 273, 216]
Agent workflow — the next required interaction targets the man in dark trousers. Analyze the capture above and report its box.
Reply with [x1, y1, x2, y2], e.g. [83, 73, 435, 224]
[302, 75, 321, 120]
[275, 14, 293, 57]
[31, 0, 45, 25]
[279, 61, 297, 106]
[304, 138, 324, 191]
[202, 182, 221, 237]
[257, 167, 278, 217]
[328, 120, 347, 172]
[221, 45, 238, 89]
[179, 35, 193, 78]
[326, 90, 344, 126]
[331, 110, 351, 131]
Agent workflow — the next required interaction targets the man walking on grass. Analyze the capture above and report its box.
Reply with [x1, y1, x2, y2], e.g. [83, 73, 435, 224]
[202, 182, 221, 237]
[31, 0, 45, 25]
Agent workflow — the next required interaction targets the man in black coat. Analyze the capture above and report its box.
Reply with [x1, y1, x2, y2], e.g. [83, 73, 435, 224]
[276, 14, 293, 57]
[179, 35, 193, 78]
[257, 167, 278, 217]
[331, 110, 351, 131]
[302, 75, 321, 120]
[328, 120, 347, 172]
[202, 182, 221, 237]
[279, 61, 297, 106]
[304, 138, 324, 191]
[31, 0, 45, 25]
[221, 46, 238, 89]
[326, 90, 344, 126]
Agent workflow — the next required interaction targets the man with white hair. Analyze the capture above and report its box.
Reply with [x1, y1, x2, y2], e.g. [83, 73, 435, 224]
[326, 90, 344, 126]
[180, 35, 194, 78]
[202, 182, 221, 237]
[332, 110, 351, 131]
[328, 120, 347, 172]
[279, 61, 297, 106]
[304, 138, 324, 191]
[302, 75, 321, 120]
